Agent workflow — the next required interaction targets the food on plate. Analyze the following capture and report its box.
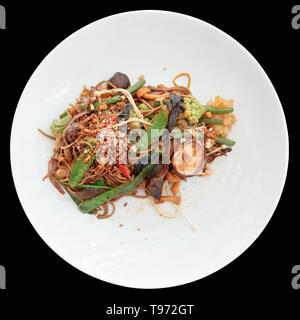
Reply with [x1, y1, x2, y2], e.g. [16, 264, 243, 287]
[39, 72, 236, 219]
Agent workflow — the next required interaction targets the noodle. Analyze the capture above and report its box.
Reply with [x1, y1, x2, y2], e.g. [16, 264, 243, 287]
[173, 72, 191, 89]
[38, 128, 56, 140]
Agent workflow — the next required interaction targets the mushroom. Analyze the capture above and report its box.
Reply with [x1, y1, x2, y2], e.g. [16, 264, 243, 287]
[69, 187, 105, 201]
[108, 72, 130, 89]
[171, 140, 205, 177]
[146, 164, 169, 200]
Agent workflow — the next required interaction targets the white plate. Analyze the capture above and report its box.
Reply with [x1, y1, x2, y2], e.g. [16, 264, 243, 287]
[10, 10, 288, 288]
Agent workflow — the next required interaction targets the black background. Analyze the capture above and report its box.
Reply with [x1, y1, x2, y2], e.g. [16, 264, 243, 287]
[1, 0, 299, 313]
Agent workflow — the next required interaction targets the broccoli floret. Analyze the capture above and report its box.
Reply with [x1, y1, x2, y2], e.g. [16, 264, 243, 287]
[183, 98, 206, 124]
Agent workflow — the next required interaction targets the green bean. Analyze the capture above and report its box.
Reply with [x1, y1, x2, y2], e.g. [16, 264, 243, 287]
[204, 106, 234, 114]
[153, 99, 169, 108]
[59, 111, 68, 119]
[127, 79, 146, 94]
[103, 95, 121, 105]
[138, 103, 150, 110]
[215, 136, 236, 146]
[79, 164, 155, 212]
[199, 118, 224, 125]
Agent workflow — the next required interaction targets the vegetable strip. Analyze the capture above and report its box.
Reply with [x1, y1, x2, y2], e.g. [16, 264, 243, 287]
[79, 164, 155, 212]
[215, 136, 236, 146]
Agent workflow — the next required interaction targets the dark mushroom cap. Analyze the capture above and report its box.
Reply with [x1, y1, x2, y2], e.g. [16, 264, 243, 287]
[108, 72, 130, 89]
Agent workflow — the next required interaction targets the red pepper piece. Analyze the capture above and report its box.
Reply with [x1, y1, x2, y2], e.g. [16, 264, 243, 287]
[117, 164, 130, 178]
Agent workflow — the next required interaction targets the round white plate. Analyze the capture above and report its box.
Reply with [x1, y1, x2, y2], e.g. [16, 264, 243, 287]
[10, 10, 288, 288]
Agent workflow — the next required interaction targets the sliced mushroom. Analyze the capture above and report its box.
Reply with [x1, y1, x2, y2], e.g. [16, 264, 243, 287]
[108, 72, 130, 89]
[172, 140, 205, 177]
[69, 187, 105, 201]
[146, 164, 169, 200]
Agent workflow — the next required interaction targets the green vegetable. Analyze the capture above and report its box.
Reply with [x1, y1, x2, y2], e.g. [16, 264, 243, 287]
[79, 164, 155, 212]
[199, 118, 224, 125]
[139, 102, 155, 119]
[153, 99, 169, 108]
[76, 179, 113, 190]
[59, 111, 68, 119]
[50, 114, 71, 136]
[135, 106, 169, 152]
[102, 79, 145, 105]
[204, 106, 234, 114]
[103, 95, 121, 105]
[76, 184, 112, 190]
[183, 98, 206, 124]
[138, 103, 150, 110]
[69, 141, 96, 188]
[127, 79, 146, 94]
[61, 179, 110, 189]
[215, 136, 236, 146]
[90, 179, 105, 186]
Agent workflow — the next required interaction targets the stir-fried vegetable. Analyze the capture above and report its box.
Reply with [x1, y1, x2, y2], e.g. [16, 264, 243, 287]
[204, 106, 234, 114]
[135, 106, 169, 152]
[215, 136, 236, 146]
[79, 164, 155, 212]
[117, 164, 131, 178]
[50, 114, 71, 136]
[69, 140, 97, 188]
[182, 97, 206, 124]
[199, 118, 224, 125]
